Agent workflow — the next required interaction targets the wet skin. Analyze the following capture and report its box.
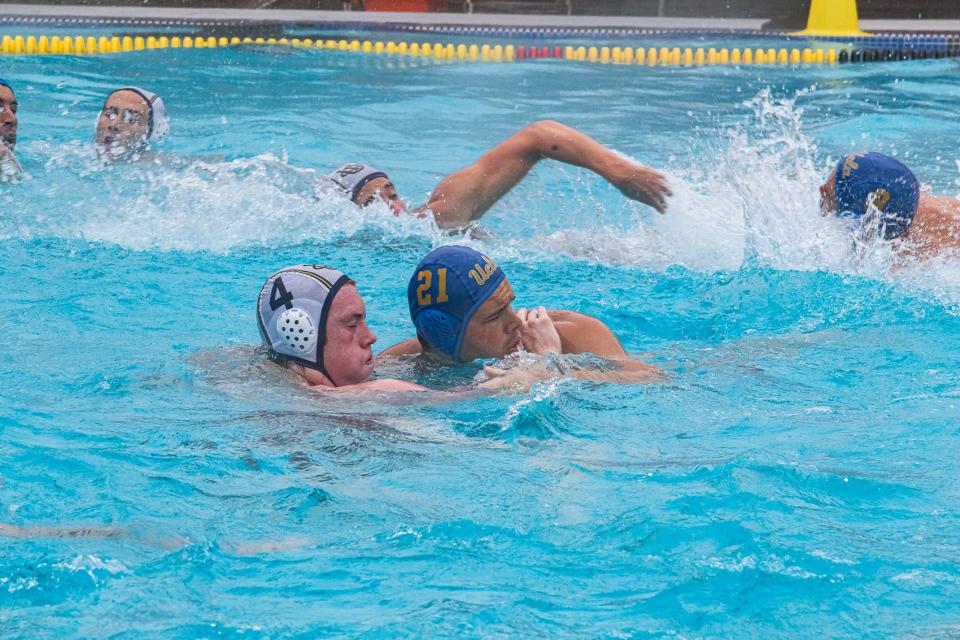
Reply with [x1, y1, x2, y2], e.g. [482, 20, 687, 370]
[820, 168, 960, 261]
[297, 284, 377, 387]
[95, 90, 151, 159]
[0, 85, 17, 150]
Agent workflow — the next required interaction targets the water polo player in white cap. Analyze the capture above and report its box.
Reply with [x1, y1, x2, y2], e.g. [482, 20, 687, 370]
[257, 264, 427, 391]
[326, 120, 670, 229]
[95, 87, 169, 163]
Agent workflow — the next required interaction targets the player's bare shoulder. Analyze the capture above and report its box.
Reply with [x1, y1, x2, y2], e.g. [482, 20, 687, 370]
[547, 309, 604, 329]
[546, 310, 626, 357]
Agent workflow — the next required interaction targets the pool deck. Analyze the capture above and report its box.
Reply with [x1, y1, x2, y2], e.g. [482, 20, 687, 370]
[1, 3, 959, 34]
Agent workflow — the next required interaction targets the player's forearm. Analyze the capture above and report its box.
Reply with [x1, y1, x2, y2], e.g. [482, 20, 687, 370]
[525, 120, 627, 181]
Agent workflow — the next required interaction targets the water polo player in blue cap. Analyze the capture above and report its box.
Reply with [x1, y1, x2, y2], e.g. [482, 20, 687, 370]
[380, 245, 662, 382]
[95, 87, 169, 163]
[820, 152, 960, 260]
[328, 120, 670, 229]
[0, 78, 22, 180]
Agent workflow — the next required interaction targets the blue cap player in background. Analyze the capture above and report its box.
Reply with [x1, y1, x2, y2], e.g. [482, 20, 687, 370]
[0, 78, 22, 181]
[380, 245, 662, 383]
[820, 151, 960, 261]
[326, 120, 671, 230]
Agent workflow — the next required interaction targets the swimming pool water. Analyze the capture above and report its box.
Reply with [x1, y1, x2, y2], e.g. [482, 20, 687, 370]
[2, 41, 960, 638]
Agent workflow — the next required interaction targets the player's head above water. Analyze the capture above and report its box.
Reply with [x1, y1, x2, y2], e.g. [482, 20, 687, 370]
[327, 163, 404, 214]
[407, 245, 523, 364]
[257, 265, 377, 387]
[95, 87, 169, 161]
[0, 79, 17, 150]
[820, 152, 920, 241]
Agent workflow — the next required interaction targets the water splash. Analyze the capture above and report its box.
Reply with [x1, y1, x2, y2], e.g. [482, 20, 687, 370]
[538, 88, 869, 274]
[1, 145, 438, 252]
[0, 88, 953, 302]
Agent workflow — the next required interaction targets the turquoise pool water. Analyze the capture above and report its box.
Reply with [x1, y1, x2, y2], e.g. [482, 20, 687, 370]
[3, 42, 960, 638]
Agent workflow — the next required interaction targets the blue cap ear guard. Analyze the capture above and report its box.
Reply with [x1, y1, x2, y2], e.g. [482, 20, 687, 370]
[407, 245, 506, 363]
[834, 152, 920, 240]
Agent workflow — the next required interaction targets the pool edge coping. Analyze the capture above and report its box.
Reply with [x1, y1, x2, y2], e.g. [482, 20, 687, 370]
[3, 4, 960, 34]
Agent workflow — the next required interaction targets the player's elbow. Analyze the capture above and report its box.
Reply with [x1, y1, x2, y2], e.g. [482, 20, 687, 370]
[528, 119, 564, 131]
[517, 120, 565, 153]
[526, 119, 565, 140]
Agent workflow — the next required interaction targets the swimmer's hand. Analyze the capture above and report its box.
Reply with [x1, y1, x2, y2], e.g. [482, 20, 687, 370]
[0, 142, 21, 180]
[477, 363, 556, 392]
[517, 306, 562, 355]
[608, 160, 671, 213]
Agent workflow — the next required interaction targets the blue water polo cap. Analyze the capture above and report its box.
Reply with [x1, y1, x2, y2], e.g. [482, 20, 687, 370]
[407, 245, 506, 362]
[0, 79, 12, 93]
[834, 152, 920, 240]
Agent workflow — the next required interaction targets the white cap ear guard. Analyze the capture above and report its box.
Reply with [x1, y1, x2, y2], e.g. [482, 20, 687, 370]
[99, 86, 170, 150]
[123, 86, 169, 143]
[276, 308, 317, 354]
[257, 265, 351, 384]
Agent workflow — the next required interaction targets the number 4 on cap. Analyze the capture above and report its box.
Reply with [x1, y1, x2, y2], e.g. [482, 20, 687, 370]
[270, 277, 295, 311]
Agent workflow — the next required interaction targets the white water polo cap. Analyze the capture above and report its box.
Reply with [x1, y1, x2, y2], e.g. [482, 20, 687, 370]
[257, 265, 352, 384]
[103, 87, 170, 145]
[326, 163, 388, 203]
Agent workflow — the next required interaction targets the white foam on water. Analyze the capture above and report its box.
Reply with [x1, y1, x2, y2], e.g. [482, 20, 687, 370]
[532, 88, 871, 275]
[1, 146, 439, 252]
[57, 554, 129, 576]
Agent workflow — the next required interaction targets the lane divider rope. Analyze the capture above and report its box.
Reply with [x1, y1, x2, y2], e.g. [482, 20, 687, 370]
[1, 34, 957, 64]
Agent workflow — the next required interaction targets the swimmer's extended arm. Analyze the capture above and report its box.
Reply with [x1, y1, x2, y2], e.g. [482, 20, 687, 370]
[484, 359, 663, 387]
[421, 120, 671, 228]
[0, 523, 123, 539]
[334, 378, 429, 392]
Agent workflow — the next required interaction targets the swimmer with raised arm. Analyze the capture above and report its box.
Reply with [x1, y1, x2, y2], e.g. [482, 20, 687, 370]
[326, 120, 670, 228]
[95, 87, 169, 163]
[820, 152, 960, 261]
[379, 245, 663, 383]
[0, 79, 22, 180]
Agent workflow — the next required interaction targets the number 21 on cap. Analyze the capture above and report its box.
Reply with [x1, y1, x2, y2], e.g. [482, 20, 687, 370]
[416, 268, 448, 305]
